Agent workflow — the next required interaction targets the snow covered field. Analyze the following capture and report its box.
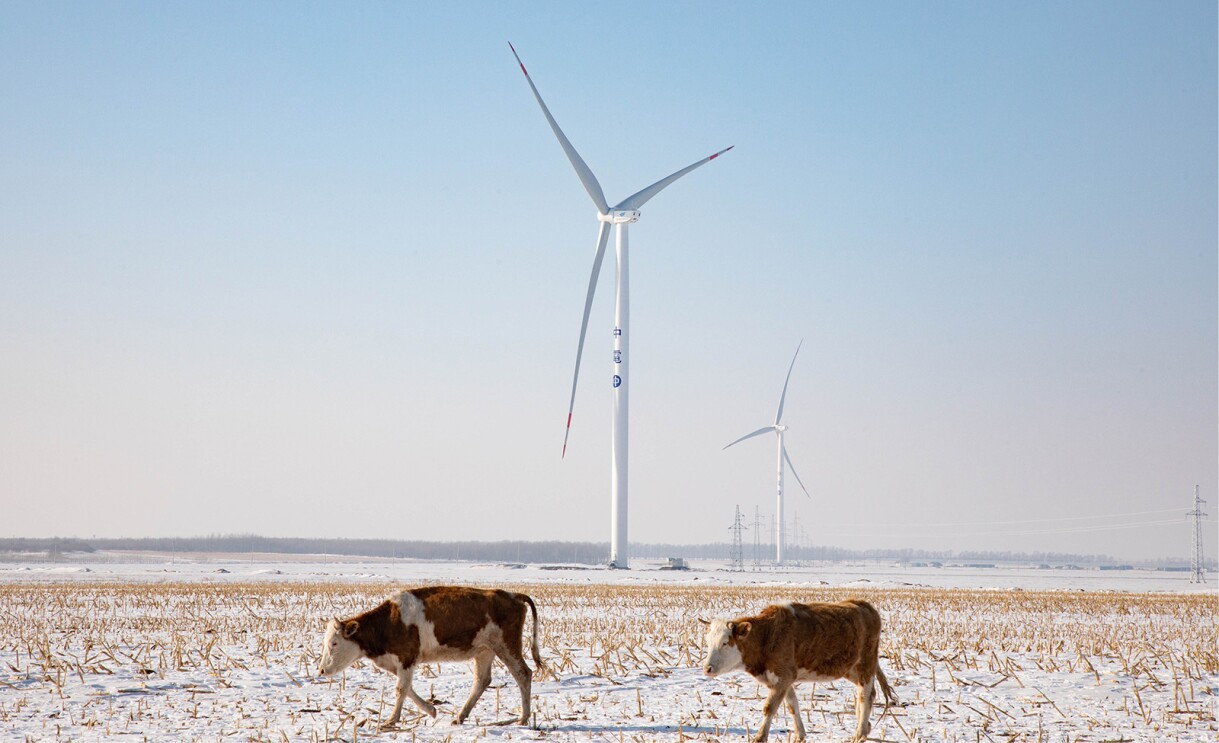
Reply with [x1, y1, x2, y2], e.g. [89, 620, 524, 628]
[1, 556, 1215, 741]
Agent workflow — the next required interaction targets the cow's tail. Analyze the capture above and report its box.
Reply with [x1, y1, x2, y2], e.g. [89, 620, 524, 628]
[854, 599, 897, 707]
[519, 593, 553, 681]
[875, 665, 897, 707]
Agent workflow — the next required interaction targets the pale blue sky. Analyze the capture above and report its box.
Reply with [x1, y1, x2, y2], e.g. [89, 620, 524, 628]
[2, 2, 1214, 560]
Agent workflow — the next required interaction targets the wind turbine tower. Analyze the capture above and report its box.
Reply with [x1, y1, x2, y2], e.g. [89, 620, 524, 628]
[724, 341, 811, 566]
[510, 44, 732, 568]
[1188, 484, 1208, 584]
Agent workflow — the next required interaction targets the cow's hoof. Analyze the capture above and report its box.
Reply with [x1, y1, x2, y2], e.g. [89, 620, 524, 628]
[451, 716, 464, 726]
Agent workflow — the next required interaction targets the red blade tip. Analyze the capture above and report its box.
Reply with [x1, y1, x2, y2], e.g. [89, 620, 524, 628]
[507, 42, 527, 75]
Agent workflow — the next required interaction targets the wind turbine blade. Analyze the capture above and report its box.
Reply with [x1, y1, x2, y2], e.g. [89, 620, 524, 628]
[723, 426, 775, 450]
[774, 338, 803, 425]
[782, 445, 811, 498]
[509, 43, 609, 215]
[562, 221, 613, 457]
[614, 146, 734, 211]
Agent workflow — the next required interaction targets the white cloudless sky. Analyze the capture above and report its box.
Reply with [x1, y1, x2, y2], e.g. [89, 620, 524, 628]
[1, 1, 1215, 560]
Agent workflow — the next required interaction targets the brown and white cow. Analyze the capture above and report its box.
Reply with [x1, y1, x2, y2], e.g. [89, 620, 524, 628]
[318, 586, 545, 729]
[702, 599, 896, 742]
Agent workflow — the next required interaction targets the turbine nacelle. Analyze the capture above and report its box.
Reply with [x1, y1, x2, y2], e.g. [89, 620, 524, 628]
[598, 210, 641, 225]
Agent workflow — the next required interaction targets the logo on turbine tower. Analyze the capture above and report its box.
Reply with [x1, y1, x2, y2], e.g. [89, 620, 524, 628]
[613, 375, 622, 388]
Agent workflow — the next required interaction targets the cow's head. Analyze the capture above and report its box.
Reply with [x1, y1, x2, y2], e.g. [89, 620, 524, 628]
[701, 618, 750, 677]
[317, 618, 364, 677]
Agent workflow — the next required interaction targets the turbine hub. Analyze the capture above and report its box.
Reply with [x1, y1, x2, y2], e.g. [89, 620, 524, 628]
[775, 425, 788, 433]
[598, 210, 641, 224]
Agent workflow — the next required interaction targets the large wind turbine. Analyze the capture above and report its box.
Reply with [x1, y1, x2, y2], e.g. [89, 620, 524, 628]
[510, 43, 732, 569]
[724, 341, 810, 566]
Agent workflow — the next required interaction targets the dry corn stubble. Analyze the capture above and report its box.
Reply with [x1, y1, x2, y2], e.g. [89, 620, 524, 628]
[0, 581, 1214, 741]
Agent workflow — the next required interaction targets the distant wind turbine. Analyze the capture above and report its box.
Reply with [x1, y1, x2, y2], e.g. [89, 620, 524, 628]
[724, 341, 810, 566]
[510, 43, 732, 569]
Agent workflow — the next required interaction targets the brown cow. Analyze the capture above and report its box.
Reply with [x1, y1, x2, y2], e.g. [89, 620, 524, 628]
[702, 599, 895, 742]
[318, 586, 545, 729]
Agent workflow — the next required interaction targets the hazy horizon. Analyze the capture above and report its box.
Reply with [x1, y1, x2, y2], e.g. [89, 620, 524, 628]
[1, 531, 1211, 568]
[7, 528, 1209, 565]
[3, 3, 1216, 562]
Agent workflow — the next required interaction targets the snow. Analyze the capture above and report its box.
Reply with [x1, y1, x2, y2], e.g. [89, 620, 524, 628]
[0, 554, 1214, 741]
[2, 553, 1213, 593]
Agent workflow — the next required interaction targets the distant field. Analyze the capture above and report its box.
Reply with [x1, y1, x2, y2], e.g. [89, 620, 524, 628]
[1, 581, 1215, 741]
[4, 552, 1213, 593]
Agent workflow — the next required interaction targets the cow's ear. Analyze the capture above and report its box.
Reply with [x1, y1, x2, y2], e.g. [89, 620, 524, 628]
[733, 621, 751, 639]
[342, 620, 359, 639]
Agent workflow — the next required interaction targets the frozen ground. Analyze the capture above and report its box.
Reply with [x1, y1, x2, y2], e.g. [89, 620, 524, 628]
[0, 556, 1215, 742]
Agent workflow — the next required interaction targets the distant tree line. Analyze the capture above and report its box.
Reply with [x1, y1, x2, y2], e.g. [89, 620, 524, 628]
[0, 537, 95, 555]
[2, 534, 1209, 568]
[632, 542, 1141, 566]
[0, 535, 609, 565]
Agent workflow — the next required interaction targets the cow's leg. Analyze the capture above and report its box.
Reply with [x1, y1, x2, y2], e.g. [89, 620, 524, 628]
[754, 678, 793, 742]
[383, 667, 409, 728]
[852, 677, 875, 743]
[494, 644, 534, 725]
[397, 665, 436, 721]
[383, 665, 432, 728]
[455, 650, 495, 724]
[784, 686, 807, 741]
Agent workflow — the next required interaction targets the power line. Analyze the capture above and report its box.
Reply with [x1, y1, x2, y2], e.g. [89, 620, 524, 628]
[826, 506, 1203, 530]
[824, 518, 1214, 539]
[989, 519, 1189, 537]
[843, 507, 1187, 530]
